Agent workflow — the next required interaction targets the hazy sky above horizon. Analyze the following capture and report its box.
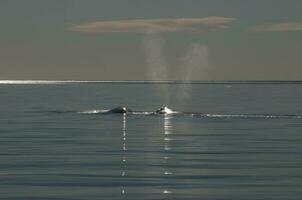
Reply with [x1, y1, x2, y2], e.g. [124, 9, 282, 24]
[0, 0, 301, 80]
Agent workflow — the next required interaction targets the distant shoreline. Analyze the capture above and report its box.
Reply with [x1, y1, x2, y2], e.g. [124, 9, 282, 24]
[1, 80, 302, 85]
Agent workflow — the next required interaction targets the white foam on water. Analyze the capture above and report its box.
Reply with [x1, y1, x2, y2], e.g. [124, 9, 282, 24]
[132, 111, 154, 115]
[74, 107, 301, 119]
[164, 171, 173, 175]
[203, 114, 301, 119]
[156, 106, 178, 114]
[163, 190, 172, 194]
[78, 109, 109, 114]
[163, 107, 177, 114]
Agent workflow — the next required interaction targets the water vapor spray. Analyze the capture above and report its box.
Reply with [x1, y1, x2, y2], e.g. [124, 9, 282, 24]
[142, 31, 170, 104]
[142, 31, 168, 81]
[142, 32, 211, 106]
[177, 43, 210, 102]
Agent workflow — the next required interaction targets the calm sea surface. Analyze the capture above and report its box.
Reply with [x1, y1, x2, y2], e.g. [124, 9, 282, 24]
[0, 82, 302, 200]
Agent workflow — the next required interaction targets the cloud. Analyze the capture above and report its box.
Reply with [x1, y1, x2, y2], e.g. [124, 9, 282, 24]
[249, 22, 302, 33]
[69, 17, 235, 33]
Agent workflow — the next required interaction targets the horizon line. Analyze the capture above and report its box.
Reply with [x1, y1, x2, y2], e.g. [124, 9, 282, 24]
[0, 80, 302, 85]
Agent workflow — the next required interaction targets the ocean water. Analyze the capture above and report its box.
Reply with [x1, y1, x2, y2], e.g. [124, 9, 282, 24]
[0, 82, 302, 200]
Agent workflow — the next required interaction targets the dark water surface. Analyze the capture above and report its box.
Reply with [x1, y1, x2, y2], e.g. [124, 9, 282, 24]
[0, 82, 302, 199]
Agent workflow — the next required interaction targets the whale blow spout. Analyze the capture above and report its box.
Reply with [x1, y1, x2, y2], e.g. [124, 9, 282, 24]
[108, 106, 132, 114]
[155, 106, 175, 114]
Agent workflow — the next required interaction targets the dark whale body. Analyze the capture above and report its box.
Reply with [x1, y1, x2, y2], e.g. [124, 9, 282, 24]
[155, 106, 175, 114]
[107, 106, 132, 114]
[104, 106, 174, 114]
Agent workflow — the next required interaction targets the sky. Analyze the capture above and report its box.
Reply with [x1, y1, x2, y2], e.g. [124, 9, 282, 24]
[0, 0, 301, 80]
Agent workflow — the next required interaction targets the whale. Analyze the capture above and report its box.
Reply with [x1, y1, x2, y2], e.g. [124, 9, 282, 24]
[107, 106, 132, 114]
[101, 106, 175, 114]
[155, 106, 175, 114]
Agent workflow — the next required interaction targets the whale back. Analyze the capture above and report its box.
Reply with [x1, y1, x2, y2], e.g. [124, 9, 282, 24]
[155, 106, 174, 114]
[108, 106, 132, 114]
